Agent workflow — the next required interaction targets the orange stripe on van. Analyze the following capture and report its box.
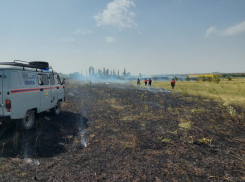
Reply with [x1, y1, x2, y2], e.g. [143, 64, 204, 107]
[11, 87, 53, 94]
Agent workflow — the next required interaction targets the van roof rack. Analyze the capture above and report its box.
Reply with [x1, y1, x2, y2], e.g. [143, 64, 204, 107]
[0, 60, 53, 72]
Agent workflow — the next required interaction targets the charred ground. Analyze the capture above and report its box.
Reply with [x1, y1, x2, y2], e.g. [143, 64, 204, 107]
[0, 81, 245, 181]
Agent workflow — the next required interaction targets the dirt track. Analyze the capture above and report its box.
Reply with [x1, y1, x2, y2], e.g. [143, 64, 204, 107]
[0, 82, 245, 181]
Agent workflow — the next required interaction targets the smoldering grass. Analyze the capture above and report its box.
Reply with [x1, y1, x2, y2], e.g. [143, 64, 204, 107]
[77, 116, 88, 147]
[22, 141, 34, 164]
[80, 134, 87, 147]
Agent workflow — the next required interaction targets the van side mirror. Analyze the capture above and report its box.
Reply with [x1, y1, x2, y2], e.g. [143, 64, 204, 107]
[61, 78, 65, 85]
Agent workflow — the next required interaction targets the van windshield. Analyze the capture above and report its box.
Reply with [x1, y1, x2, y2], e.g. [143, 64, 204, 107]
[55, 75, 61, 84]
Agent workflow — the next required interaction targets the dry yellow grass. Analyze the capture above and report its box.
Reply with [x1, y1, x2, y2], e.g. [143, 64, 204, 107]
[133, 78, 245, 107]
[107, 98, 125, 109]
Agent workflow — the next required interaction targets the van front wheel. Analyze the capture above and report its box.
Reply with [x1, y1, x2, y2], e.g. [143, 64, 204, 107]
[18, 110, 35, 130]
[51, 101, 61, 115]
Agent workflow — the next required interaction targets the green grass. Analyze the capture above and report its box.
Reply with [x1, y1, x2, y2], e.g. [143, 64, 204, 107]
[133, 78, 245, 107]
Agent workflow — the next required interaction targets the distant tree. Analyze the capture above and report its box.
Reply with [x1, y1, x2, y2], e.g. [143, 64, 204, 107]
[201, 76, 206, 82]
[227, 75, 232, 81]
[139, 73, 142, 78]
[174, 76, 178, 81]
[206, 77, 212, 82]
[214, 77, 220, 84]
[153, 77, 156, 82]
[185, 75, 190, 81]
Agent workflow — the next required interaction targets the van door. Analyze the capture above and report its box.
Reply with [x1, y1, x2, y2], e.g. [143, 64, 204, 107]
[10, 71, 24, 119]
[38, 74, 51, 112]
[0, 70, 3, 115]
[54, 74, 62, 101]
[49, 73, 57, 108]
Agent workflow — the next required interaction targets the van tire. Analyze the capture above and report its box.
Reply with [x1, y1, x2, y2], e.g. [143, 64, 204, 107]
[51, 101, 61, 115]
[17, 110, 35, 130]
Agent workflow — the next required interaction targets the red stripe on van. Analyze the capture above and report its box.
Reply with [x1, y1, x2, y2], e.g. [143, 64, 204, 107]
[11, 87, 53, 94]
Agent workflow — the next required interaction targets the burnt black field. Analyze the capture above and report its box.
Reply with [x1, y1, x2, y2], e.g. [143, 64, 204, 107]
[0, 81, 245, 181]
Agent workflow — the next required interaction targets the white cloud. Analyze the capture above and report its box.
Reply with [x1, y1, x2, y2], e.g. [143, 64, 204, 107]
[205, 21, 245, 37]
[73, 28, 92, 35]
[221, 21, 245, 36]
[205, 26, 218, 37]
[94, 0, 137, 30]
[104, 37, 115, 43]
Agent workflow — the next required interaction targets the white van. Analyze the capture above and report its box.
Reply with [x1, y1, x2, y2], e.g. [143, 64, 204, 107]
[0, 60, 65, 130]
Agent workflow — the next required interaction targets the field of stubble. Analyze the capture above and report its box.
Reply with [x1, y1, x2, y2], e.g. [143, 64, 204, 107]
[0, 81, 245, 181]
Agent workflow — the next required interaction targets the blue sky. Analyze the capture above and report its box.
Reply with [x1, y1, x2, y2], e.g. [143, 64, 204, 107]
[0, 0, 244, 75]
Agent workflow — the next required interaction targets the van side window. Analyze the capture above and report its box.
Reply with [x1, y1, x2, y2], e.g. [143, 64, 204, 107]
[49, 74, 55, 85]
[11, 71, 21, 87]
[38, 74, 49, 85]
[38, 75, 43, 85]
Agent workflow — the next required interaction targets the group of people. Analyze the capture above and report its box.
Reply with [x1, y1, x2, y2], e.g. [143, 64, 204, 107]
[136, 78, 176, 89]
[137, 78, 152, 87]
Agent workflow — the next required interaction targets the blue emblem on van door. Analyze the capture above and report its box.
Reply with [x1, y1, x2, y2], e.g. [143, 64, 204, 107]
[29, 75, 35, 79]
[24, 81, 35, 85]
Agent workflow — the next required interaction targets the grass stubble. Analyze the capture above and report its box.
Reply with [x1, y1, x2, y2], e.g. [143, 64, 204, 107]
[0, 79, 245, 181]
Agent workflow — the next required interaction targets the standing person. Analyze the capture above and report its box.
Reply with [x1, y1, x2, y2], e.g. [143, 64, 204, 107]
[171, 79, 175, 89]
[137, 78, 140, 86]
[144, 78, 147, 86]
[148, 78, 152, 87]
